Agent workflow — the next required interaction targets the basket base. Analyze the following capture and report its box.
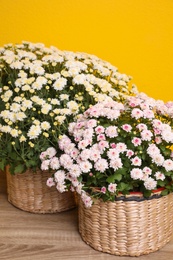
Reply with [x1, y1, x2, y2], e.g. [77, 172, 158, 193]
[6, 168, 76, 214]
[78, 193, 173, 256]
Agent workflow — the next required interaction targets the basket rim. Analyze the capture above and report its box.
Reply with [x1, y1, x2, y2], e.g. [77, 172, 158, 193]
[87, 186, 167, 202]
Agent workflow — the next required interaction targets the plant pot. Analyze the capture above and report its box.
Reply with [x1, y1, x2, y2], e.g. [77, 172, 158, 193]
[78, 191, 173, 256]
[6, 167, 76, 213]
[0, 169, 7, 193]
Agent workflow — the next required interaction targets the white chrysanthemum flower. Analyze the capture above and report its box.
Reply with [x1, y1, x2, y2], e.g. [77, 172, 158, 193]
[3, 90, 13, 100]
[36, 76, 47, 85]
[108, 183, 117, 193]
[140, 129, 153, 141]
[18, 70, 27, 78]
[94, 158, 109, 173]
[143, 167, 152, 175]
[80, 149, 91, 161]
[105, 126, 118, 138]
[59, 94, 69, 101]
[50, 98, 60, 105]
[79, 160, 92, 173]
[56, 183, 66, 193]
[131, 156, 142, 166]
[10, 61, 23, 70]
[131, 108, 143, 119]
[49, 157, 60, 170]
[33, 119, 40, 125]
[46, 177, 55, 188]
[69, 164, 81, 178]
[41, 121, 51, 131]
[22, 99, 33, 109]
[147, 143, 160, 156]
[84, 81, 93, 92]
[151, 154, 164, 166]
[27, 125, 42, 139]
[109, 158, 122, 170]
[65, 60, 87, 71]
[73, 74, 86, 85]
[67, 100, 79, 114]
[53, 77, 67, 91]
[144, 177, 157, 190]
[1, 125, 11, 133]
[54, 170, 66, 183]
[116, 142, 127, 153]
[163, 159, 173, 171]
[107, 149, 119, 160]
[63, 143, 76, 154]
[81, 192, 93, 208]
[30, 64, 45, 75]
[59, 154, 73, 169]
[32, 81, 43, 90]
[152, 119, 163, 130]
[89, 148, 101, 162]
[19, 135, 27, 142]
[55, 115, 66, 124]
[15, 112, 27, 121]
[31, 95, 42, 104]
[10, 129, 19, 137]
[83, 128, 94, 141]
[22, 84, 31, 91]
[161, 130, 173, 143]
[7, 111, 16, 122]
[155, 171, 165, 181]
[78, 139, 89, 150]
[53, 108, 60, 114]
[75, 183, 84, 194]
[130, 168, 143, 180]
[68, 67, 82, 76]
[41, 103, 52, 114]
[10, 103, 21, 112]
[13, 96, 23, 103]
[0, 110, 11, 119]
[15, 78, 23, 87]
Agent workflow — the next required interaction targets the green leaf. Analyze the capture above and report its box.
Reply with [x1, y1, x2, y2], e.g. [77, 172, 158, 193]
[157, 180, 166, 187]
[106, 175, 116, 183]
[161, 189, 169, 196]
[25, 160, 38, 168]
[143, 190, 152, 198]
[14, 164, 25, 174]
[141, 153, 146, 160]
[118, 182, 128, 191]
[78, 175, 83, 182]
[114, 173, 122, 181]
[115, 167, 127, 175]
[106, 172, 122, 183]
[123, 160, 130, 168]
[96, 172, 104, 179]
[0, 160, 5, 171]
[7, 142, 12, 153]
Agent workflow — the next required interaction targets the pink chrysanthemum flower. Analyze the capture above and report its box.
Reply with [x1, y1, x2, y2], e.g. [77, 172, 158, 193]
[121, 124, 132, 132]
[132, 137, 142, 147]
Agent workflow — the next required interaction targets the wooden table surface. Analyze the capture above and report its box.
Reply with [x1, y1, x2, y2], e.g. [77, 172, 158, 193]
[0, 170, 173, 260]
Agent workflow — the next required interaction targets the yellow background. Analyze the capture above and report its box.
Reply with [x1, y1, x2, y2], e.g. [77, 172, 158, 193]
[1, 0, 173, 102]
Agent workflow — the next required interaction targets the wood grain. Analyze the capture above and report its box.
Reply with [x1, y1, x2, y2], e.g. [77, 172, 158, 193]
[0, 170, 173, 260]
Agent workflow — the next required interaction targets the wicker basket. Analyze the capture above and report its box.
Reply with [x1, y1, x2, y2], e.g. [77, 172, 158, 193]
[78, 192, 173, 256]
[6, 167, 76, 214]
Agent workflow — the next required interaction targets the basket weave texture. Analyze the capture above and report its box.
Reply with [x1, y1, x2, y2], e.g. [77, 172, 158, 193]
[6, 168, 76, 214]
[78, 192, 173, 256]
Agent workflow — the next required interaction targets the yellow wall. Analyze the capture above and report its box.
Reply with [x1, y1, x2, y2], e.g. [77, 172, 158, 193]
[1, 0, 173, 102]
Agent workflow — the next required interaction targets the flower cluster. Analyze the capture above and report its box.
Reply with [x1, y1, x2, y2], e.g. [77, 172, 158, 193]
[0, 41, 137, 174]
[42, 93, 173, 207]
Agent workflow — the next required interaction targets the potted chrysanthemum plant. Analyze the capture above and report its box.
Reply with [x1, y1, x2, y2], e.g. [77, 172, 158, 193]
[0, 41, 137, 213]
[43, 93, 173, 255]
